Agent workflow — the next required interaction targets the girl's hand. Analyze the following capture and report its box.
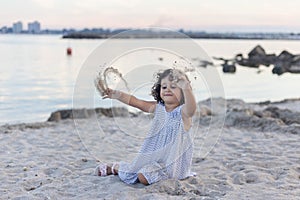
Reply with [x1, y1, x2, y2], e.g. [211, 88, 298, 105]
[174, 72, 191, 90]
[102, 88, 121, 99]
[171, 69, 191, 90]
[175, 75, 191, 90]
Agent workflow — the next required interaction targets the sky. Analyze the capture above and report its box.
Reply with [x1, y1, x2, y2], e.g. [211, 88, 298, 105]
[1, 0, 300, 32]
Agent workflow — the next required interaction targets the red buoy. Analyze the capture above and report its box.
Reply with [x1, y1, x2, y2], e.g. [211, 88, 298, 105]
[66, 47, 72, 55]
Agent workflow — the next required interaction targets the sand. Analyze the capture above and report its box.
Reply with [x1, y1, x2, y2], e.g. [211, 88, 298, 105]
[1, 98, 299, 200]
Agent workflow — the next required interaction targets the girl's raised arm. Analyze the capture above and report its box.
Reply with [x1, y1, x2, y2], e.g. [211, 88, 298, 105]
[177, 80, 196, 132]
[103, 88, 156, 113]
[176, 76, 197, 118]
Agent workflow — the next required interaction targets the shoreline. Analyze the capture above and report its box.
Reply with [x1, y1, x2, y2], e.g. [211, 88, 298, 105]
[2, 97, 300, 127]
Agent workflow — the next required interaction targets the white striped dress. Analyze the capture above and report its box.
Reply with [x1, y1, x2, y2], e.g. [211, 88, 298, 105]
[118, 103, 194, 184]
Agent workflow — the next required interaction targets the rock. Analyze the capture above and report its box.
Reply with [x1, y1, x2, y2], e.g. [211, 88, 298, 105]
[272, 50, 300, 75]
[95, 107, 129, 117]
[47, 107, 133, 121]
[47, 109, 74, 121]
[50, 112, 61, 122]
[277, 50, 294, 61]
[199, 105, 212, 116]
[248, 45, 266, 58]
[232, 173, 245, 185]
[73, 109, 90, 118]
[292, 55, 300, 66]
[245, 172, 259, 183]
[221, 61, 236, 73]
[235, 45, 277, 68]
[222, 103, 300, 134]
[264, 107, 300, 125]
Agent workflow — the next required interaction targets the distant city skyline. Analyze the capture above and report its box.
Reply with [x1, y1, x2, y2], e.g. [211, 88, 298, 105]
[1, 0, 300, 33]
[9, 20, 41, 33]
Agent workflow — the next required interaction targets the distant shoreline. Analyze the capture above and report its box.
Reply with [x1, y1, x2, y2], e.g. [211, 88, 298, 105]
[61, 30, 300, 40]
[62, 35, 300, 40]
[2, 31, 300, 40]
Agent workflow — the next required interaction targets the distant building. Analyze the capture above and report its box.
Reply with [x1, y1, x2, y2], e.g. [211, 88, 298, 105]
[0, 26, 8, 33]
[28, 21, 41, 34]
[13, 21, 23, 33]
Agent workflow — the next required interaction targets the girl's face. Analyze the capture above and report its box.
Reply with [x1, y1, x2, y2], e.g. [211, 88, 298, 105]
[160, 75, 182, 105]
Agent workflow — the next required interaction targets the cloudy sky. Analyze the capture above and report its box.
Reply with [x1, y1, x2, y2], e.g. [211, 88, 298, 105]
[1, 0, 299, 32]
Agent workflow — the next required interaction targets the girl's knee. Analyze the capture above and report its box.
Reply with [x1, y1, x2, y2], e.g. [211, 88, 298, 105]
[137, 173, 149, 185]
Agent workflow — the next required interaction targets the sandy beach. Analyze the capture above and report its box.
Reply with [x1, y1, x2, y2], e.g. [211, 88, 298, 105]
[1, 98, 299, 200]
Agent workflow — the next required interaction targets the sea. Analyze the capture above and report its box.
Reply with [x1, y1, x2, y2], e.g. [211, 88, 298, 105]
[1, 34, 300, 125]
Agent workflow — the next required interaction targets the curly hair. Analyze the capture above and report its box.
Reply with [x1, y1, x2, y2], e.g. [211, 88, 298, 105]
[151, 69, 188, 105]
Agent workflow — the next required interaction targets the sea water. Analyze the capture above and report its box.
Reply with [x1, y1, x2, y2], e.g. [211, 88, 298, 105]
[0, 34, 299, 125]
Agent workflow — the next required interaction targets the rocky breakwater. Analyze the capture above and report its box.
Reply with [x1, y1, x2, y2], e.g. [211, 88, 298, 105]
[214, 45, 300, 75]
[197, 98, 300, 135]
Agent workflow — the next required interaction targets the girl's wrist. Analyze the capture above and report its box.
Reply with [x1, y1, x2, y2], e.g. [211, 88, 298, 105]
[112, 90, 122, 99]
[180, 81, 192, 90]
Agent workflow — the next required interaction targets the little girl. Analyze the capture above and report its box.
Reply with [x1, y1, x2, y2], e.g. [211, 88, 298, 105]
[95, 68, 197, 185]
